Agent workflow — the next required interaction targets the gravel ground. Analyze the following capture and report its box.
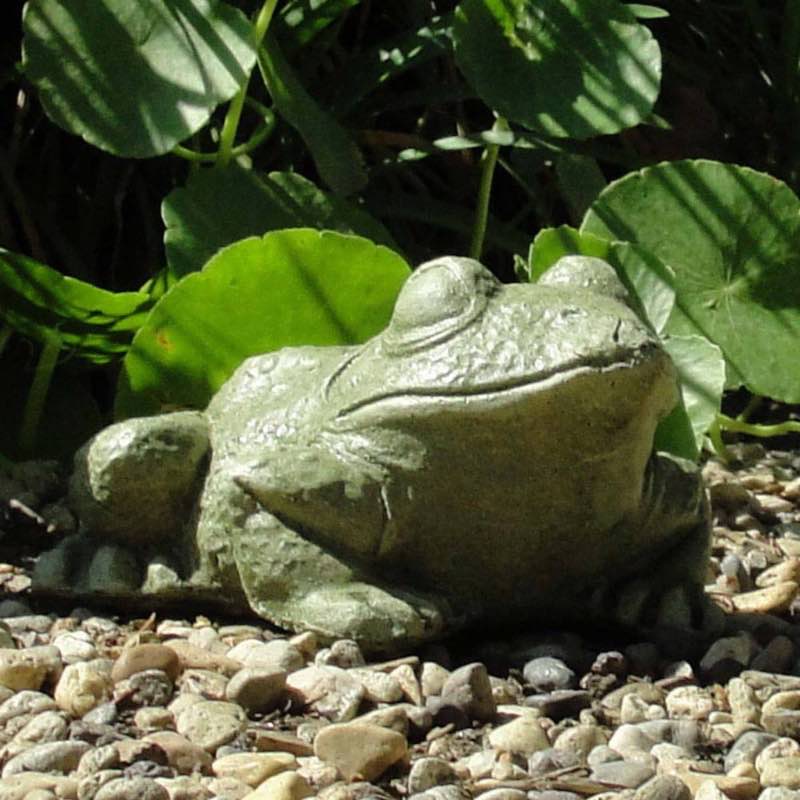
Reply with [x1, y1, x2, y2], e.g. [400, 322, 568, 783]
[2, 442, 800, 800]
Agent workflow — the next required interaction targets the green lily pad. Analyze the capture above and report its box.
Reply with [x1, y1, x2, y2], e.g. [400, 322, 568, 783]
[22, 0, 256, 157]
[453, 0, 661, 138]
[0, 249, 152, 363]
[582, 160, 800, 403]
[163, 166, 396, 279]
[116, 229, 411, 418]
[528, 226, 674, 333]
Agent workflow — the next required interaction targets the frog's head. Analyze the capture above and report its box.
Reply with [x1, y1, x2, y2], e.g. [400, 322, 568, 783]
[236, 255, 681, 566]
[322, 254, 677, 427]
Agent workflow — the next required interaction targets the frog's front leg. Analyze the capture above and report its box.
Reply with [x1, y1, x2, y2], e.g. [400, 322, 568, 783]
[223, 484, 449, 654]
[594, 452, 724, 637]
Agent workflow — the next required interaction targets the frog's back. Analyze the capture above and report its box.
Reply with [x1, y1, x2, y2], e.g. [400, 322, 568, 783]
[206, 345, 354, 460]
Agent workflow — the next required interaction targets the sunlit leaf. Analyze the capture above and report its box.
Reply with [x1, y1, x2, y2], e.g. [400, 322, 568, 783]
[453, 0, 661, 138]
[22, 0, 257, 158]
[116, 229, 410, 417]
[583, 160, 800, 402]
[0, 249, 152, 363]
[654, 335, 726, 458]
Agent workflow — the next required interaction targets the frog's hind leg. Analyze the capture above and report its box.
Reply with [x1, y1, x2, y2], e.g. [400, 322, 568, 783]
[595, 452, 724, 638]
[33, 411, 212, 605]
[230, 498, 449, 654]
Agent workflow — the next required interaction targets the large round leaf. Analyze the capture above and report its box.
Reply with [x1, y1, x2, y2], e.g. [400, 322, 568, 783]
[116, 229, 411, 418]
[582, 160, 800, 403]
[453, 0, 661, 138]
[163, 166, 396, 279]
[22, 0, 256, 157]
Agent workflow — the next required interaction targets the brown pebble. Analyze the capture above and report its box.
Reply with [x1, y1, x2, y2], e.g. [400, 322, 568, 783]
[112, 644, 180, 684]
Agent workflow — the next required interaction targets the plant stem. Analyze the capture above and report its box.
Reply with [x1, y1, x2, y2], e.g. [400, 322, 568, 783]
[175, 108, 275, 163]
[217, 0, 280, 166]
[0, 323, 11, 358]
[718, 413, 800, 438]
[19, 335, 61, 458]
[469, 118, 505, 260]
[736, 394, 763, 422]
[707, 417, 729, 461]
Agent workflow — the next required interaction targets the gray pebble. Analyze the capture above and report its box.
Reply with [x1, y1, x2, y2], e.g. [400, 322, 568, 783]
[2, 739, 91, 777]
[592, 652, 627, 677]
[523, 657, 576, 691]
[315, 639, 365, 668]
[225, 666, 286, 714]
[591, 760, 655, 788]
[94, 776, 169, 800]
[474, 791, 527, 800]
[115, 669, 174, 708]
[724, 731, 778, 773]
[758, 789, 800, 800]
[528, 793, 584, 800]
[409, 786, 471, 800]
[528, 748, 582, 777]
[633, 775, 692, 800]
[588, 745, 624, 767]
[636, 720, 700, 749]
[440, 662, 496, 722]
[83, 702, 118, 725]
[525, 689, 590, 720]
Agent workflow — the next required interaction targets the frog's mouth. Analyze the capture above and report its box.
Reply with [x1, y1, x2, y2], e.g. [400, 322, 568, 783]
[332, 353, 662, 427]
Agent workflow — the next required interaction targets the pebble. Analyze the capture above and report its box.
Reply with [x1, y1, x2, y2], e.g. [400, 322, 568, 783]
[243, 770, 313, 799]
[591, 760, 655, 788]
[522, 657, 576, 691]
[313, 722, 408, 781]
[407, 757, 458, 793]
[5, 449, 800, 800]
[440, 662, 496, 722]
[488, 714, 549, 755]
[112, 644, 181, 683]
[54, 659, 113, 716]
[760, 757, 800, 789]
[0, 646, 61, 691]
[212, 752, 296, 786]
[225, 666, 286, 713]
[286, 666, 365, 722]
[175, 700, 247, 752]
[143, 730, 213, 774]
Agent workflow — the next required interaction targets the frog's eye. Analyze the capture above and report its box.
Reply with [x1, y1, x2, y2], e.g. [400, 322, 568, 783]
[383, 256, 498, 353]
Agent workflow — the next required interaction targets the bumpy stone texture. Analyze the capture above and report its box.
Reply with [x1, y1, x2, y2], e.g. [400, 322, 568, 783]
[33, 255, 716, 653]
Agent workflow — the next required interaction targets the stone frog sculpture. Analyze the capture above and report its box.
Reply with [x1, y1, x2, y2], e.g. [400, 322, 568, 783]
[34, 255, 719, 653]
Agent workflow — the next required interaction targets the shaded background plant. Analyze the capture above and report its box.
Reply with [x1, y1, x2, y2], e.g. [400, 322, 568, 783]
[1, 0, 799, 461]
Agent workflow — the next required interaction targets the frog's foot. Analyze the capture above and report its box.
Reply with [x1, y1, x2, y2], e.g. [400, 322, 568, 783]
[231, 506, 450, 655]
[608, 576, 725, 638]
[32, 532, 248, 613]
[68, 411, 209, 545]
[592, 451, 724, 638]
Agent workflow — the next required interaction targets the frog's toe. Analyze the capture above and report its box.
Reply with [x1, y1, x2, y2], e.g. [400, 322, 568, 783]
[608, 577, 724, 638]
[257, 583, 448, 656]
[32, 533, 209, 607]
